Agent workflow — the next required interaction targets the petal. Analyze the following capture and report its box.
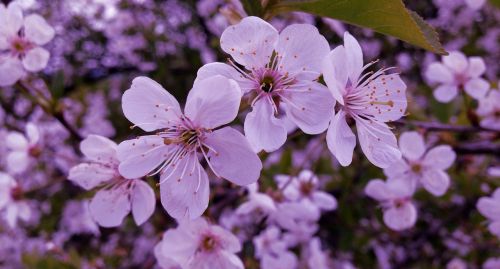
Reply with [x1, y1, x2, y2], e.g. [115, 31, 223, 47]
[159, 156, 209, 219]
[131, 180, 156, 225]
[220, 16, 278, 69]
[25, 123, 39, 145]
[365, 179, 392, 201]
[122, 76, 181, 132]
[442, 51, 468, 73]
[433, 84, 458, 103]
[487, 221, 500, 238]
[420, 169, 450, 196]
[244, 98, 287, 153]
[68, 163, 116, 190]
[477, 196, 500, 220]
[383, 202, 417, 231]
[80, 134, 118, 164]
[386, 177, 416, 197]
[6, 131, 28, 150]
[343, 32, 363, 82]
[326, 110, 356, 166]
[383, 159, 412, 179]
[0, 56, 24, 86]
[204, 127, 262, 186]
[312, 191, 337, 211]
[284, 82, 334, 134]
[7, 151, 29, 174]
[184, 75, 241, 129]
[356, 120, 401, 168]
[464, 78, 489, 100]
[425, 63, 453, 84]
[194, 62, 253, 93]
[117, 136, 171, 179]
[23, 14, 55, 45]
[22, 47, 50, 72]
[275, 23, 330, 80]
[322, 46, 347, 105]
[422, 145, 456, 170]
[0, 3, 23, 38]
[89, 184, 131, 227]
[363, 73, 407, 122]
[466, 57, 486, 77]
[399, 131, 426, 161]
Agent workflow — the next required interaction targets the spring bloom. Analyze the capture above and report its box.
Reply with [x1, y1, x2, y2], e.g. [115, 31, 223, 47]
[6, 122, 40, 174]
[154, 218, 244, 269]
[476, 188, 500, 238]
[384, 131, 456, 196]
[322, 32, 407, 168]
[365, 177, 417, 231]
[196, 16, 334, 152]
[477, 88, 500, 130]
[0, 172, 31, 228]
[425, 51, 489, 103]
[0, 3, 55, 86]
[235, 183, 276, 216]
[253, 226, 298, 269]
[117, 76, 262, 219]
[68, 135, 155, 227]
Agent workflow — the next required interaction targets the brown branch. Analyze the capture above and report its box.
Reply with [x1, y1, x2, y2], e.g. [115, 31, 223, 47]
[394, 120, 499, 133]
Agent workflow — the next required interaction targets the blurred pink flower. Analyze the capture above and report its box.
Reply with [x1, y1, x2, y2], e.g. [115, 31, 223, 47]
[6, 122, 40, 174]
[154, 218, 244, 269]
[477, 88, 500, 130]
[197, 16, 334, 152]
[477, 188, 500, 238]
[385, 131, 456, 196]
[117, 76, 262, 219]
[253, 226, 298, 269]
[68, 135, 155, 227]
[322, 32, 407, 168]
[0, 3, 55, 86]
[0, 172, 31, 228]
[425, 51, 489, 103]
[365, 177, 417, 231]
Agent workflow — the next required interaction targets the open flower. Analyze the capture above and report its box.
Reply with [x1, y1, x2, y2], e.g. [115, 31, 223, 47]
[322, 32, 407, 168]
[477, 88, 500, 130]
[365, 177, 417, 231]
[196, 16, 334, 152]
[384, 131, 456, 196]
[476, 188, 500, 238]
[253, 226, 298, 269]
[0, 172, 31, 228]
[6, 123, 40, 174]
[154, 218, 244, 269]
[117, 76, 262, 220]
[68, 135, 156, 227]
[0, 2, 55, 86]
[424, 51, 489, 103]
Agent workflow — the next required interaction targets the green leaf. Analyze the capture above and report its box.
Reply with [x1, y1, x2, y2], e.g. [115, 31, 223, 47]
[272, 0, 447, 55]
[50, 70, 65, 99]
[491, 0, 500, 8]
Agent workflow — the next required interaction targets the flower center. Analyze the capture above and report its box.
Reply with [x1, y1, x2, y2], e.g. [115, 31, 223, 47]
[200, 234, 218, 252]
[299, 181, 314, 196]
[260, 75, 275, 93]
[411, 163, 422, 174]
[10, 186, 23, 201]
[10, 37, 33, 57]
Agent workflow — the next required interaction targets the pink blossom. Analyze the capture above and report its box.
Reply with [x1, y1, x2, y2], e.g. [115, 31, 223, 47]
[0, 3, 55, 86]
[365, 177, 417, 231]
[476, 188, 500, 238]
[154, 218, 244, 269]
[5, 122, 40, 174]
[68, 135, 155, 227]
[384, 131, 456, 196]
[306, 237, 331, 269]
[0, 172, 31, 228]
[117, 76, 262, 219]
[477, 88, 500, 130]
[483, 257, 500, 269]
[235, 183, 276, 216]
[253, 226, 298, 269]
[322, 32, 407, 168]
[197, 16, 334, 152]
[424, 51, 489, 103]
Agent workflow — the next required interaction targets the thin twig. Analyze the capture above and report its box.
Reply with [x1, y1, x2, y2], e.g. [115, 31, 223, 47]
[394, 120, 499, 133]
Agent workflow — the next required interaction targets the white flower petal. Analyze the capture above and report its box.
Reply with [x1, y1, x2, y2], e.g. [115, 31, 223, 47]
[22, 47, 50, 72]
[464, 78, 489, 100]
[356, 120, 401, 168]
[420, 169, 450, 196]
[433, 84, 458, 103]
[383, 202, 417, 231]
[425, 62, 453, 84]
[89, 184, 131, 227]
[23, 14, 55, 45]
[322, 45, 347, 105]
[80, 135, 117, 164]
[131, 180, 156, 225]
[326, 110, 356, 166]
[0, 56, 24, 86]
[399, 131, 426, 161]
[422, 145, 456, 170]
[68, 163, 116, 190]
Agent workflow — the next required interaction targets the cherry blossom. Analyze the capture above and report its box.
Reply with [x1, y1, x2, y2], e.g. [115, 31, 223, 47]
[154, 218, 244, 269]
[365, 177, 417, 231]
[0, 2, 55, 86]
[0, 172, 31, 228]
[306, 237, 331, 269]
[117, 76, 262, 219]
[235, 183, 276, 216]
[253, 226, 298, 269]
[196, 16, 334, 152]
[322, 32, 407, 168]
[476, 188, 500, 238]
[384, 131, 456, 196]
[477, 88, 500, 130]
[68, 135, 155, 227]
[5, 122, 40, 174]
[424, 51, 489, 103]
